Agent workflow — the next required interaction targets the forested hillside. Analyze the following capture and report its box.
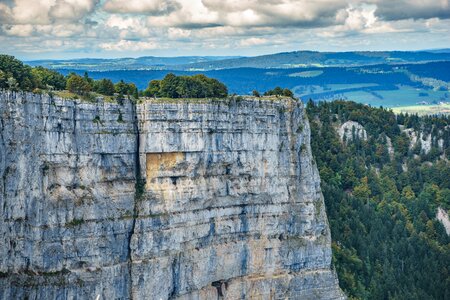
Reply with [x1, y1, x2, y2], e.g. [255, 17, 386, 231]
[306, 101, 450, 299]
[0, 55, 228, 100]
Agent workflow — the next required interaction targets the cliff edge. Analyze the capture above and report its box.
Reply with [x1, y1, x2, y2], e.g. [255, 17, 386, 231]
[0, 92, 344, 299]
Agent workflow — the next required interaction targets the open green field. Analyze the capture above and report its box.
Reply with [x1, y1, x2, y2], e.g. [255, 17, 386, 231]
[326, 83, 378, 90]
[341, 85, 449, 107]
[297, 83, 450, 111]
[289, 70, 324, 78]
[294, 83, 378, 96]
[391, 103, 450, 115]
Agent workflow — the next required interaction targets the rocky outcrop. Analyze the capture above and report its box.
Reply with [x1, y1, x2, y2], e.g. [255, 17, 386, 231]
[338, 121, 367, 143]
[402, 127, 445, 155]
[436, 207, 450, 236]
[0, 91, 344, 299]
[385, 136, 394, 160]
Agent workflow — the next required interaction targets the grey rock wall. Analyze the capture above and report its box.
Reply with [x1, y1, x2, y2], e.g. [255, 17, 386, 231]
[0, 91, 344, 299]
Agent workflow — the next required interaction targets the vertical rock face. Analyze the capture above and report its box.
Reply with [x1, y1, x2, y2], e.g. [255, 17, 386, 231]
[0, 92, 136, 299]
[0, 92, 344, 299]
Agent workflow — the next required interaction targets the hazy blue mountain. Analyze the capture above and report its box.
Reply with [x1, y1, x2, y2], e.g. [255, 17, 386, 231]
[423, 48, 450, 53]
[26, 56, 242, 71]
[28, 50, 450, 72]
[174, 50, 450, 70]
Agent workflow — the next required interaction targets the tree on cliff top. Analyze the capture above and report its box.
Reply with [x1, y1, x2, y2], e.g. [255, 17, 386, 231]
[93, 78, 115, 96]
[66, 73, 91, 95]
[114, 79, 139, 100]
[31, 66, 66, 90]
[264, 86, 295, 98]
[144, 73, 228, 98]
[0, 56, 229, 101]
[0, 54, 34, 91]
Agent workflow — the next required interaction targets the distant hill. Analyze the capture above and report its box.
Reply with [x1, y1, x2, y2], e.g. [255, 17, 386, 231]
[423, 48, 450, 54]
[175, 50, 450, 70]
[27, 50, 450, 72]
[26, 56, 241, 71]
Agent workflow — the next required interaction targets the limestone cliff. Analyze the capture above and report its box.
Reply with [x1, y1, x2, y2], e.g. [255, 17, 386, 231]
[0, 91, 344, 299]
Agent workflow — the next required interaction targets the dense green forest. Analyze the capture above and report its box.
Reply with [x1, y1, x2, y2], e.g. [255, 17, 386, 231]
[0, 54, 139, 100]
[306, 100, 450, 299]
[0, 55, 228, 99]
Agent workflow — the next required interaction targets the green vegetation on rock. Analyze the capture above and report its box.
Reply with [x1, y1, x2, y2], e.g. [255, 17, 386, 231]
[144, 73, 228, 98]
[66, 73, 91, 95]
[31, 66, 66, 90]
[0, 54, 35, 91]
[1, 55, 229, 101]
[263, 86, 294, 98]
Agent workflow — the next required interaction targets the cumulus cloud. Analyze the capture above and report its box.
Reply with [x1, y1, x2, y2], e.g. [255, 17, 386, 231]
[1, 0, 450, 56]
[0, 0, 98, 38]
[318, 4, 380, 37]
[239, 37, 269, 47]
[2, 24, 34, 37]
[49, 0, 96, 21]
[145, 0, 347, 29]
[99, 39, 159, 51]
[103, 0, 180, 15]
[105, 15, 144, 30]
[145, 0, 450, 29]
[0, 0, 98, 25]
[370, 0, 450, 21]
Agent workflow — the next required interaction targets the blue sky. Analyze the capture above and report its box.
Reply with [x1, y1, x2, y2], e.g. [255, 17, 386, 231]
[1, 0, 450, 60]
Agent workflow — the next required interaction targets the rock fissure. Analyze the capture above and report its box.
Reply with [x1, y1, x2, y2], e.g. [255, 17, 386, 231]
[0, 116, 6, 200]
[127, 100, 142, 300]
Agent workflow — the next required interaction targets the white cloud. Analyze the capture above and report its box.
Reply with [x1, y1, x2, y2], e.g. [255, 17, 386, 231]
[239, 37, 269, 47]
[369, 0, 450, 21]
[105, 15, 143, 30]
[344, 4, 377, 31]
[167, 28, 191, 40]
[99, 39, 159, 51]
[0, 0, 98, 25]
[103, 0, 179, 15]
[3, 24, 34, 37]
[1, 0, 450, 57]
[146, 0, 347, 28]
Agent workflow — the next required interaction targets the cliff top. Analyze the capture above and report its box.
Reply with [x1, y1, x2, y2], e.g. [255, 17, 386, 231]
[138, 95, 298, 104]
[1, 90, 299, 105]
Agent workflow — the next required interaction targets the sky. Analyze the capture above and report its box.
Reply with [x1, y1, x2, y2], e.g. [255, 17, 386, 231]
[0, 0, 450, 60]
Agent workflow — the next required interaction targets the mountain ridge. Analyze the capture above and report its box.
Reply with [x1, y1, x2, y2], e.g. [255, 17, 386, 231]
[26, 50, 450, 71]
